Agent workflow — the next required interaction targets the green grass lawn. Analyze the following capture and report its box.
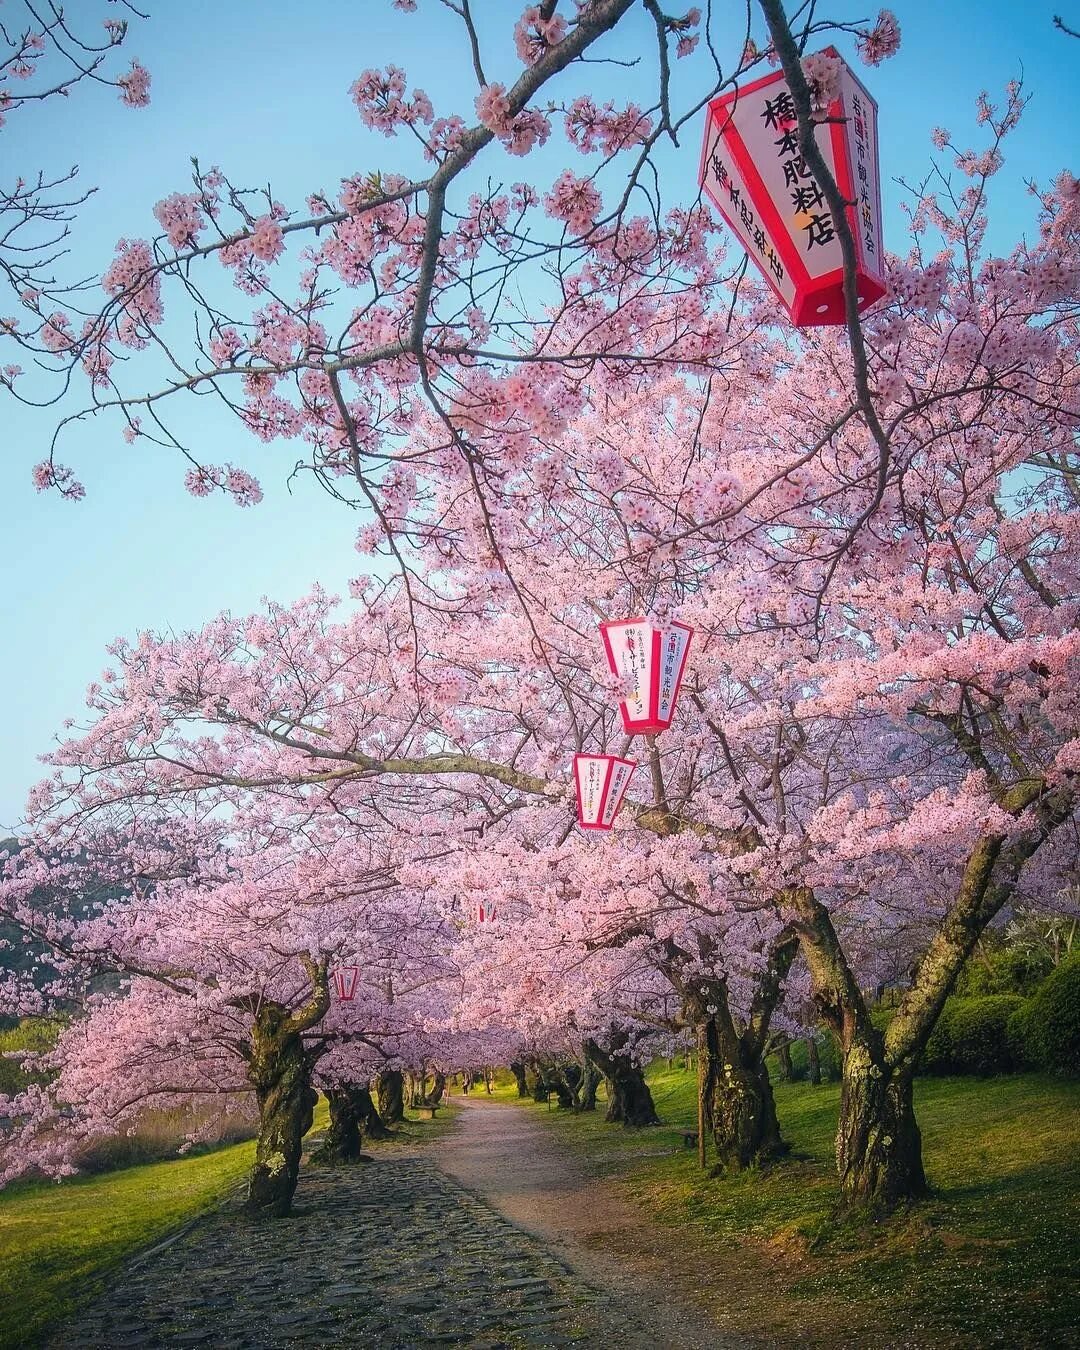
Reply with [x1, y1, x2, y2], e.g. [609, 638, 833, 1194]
[0, 1141, 257, 1349]
[498, 1066, 1080, 1347]
[0, 1093, 460, 1349]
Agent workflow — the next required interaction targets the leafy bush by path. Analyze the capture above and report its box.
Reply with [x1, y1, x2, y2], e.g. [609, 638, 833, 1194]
[1016, 952, 1080, 1073]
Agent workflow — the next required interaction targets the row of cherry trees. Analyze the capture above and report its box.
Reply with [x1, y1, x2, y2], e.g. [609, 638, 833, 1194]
[1, 0, 1078, 1220]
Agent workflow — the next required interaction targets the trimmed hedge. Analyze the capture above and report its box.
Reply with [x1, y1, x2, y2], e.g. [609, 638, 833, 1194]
[939, 995, 1025, 1076]
[869, 996, 1024, 1076]
[1013, 953, 1080, 1074]
[955, 946, 1053, 997]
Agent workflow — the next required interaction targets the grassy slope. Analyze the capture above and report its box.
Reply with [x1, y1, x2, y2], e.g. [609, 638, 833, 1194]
[0, 1142, 256, 1349]
[494, 1068, 1080, 1348]
[0, 1095, 456, 1349]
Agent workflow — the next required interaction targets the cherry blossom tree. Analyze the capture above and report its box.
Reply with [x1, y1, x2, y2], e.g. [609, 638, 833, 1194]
[0, 806, 468, 1216]
[1, 6, 1077, 1219]
[9, 0, 903, 541]
[1, 1, 150, 434]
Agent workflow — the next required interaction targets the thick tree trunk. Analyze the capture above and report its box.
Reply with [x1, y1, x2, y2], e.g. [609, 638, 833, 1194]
[584, 1038, 659, 1127]
[315, 1086, 367, 1164]
[427, 1071, 447, 1107]
[837, 1043, 926, 1209]
[244, 997, 323, 1218]
[509, 1061, 529, 1098]
[375, 1069, 405, 1123]
[527, 1060, 548, 1103]
[806, 1037, 821, 1085]
[776, 1041, 793, 1082]
[711, 1059, 786, 1171]
[787, 781, 1074, 1213]
[355, 1083, 392, 1139]
[578, 1061, 600, 1112]
[679, 932, 798, 1172]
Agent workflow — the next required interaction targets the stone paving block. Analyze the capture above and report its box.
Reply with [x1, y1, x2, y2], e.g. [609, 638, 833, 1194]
[50, 1154, 644, 1348]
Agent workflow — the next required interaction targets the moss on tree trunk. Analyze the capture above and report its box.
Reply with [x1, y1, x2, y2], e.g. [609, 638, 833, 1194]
[242, 964, 328, 1218]
[837, 1045, 926, 1210]
[375, 1069, 405, 1123]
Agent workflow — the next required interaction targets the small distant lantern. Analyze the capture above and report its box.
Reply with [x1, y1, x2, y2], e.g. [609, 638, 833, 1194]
[574, 753, 637, 831]
[475, 901, 498, 925]
[698, 48, 885, 327]
[333, 966, 359, 1001]
[600, 617, 694, 735]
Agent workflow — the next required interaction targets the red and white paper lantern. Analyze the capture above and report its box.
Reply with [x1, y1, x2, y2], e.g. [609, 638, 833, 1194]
[698, 48, 885, 327]
[600, 617, 694, 736]
[333, 966, 359, 1001]
[475, 901, 498, 925]
[574, 753, 637, 831]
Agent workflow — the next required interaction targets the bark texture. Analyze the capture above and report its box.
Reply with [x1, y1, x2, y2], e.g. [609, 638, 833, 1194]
[584, 1036, 659, 1127]
[316, 1086, 367, 1164]
[242, 959, 329, 1218]
[375, 1069, 405, 1124]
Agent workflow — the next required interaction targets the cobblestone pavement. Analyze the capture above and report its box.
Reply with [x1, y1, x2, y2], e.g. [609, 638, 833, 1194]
[50, 1153, 643, 1349]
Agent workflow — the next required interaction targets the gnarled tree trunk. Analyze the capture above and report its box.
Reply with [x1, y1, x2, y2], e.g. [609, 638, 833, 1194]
[677, 930, 798, 1172]
[584, 1035, 659, 1127]
[578, 1060, 600, 1112]
[355, 1082, 392, 1139]
[837, 1042, 925, 1208]
[375, 1069, 405, 1123]
[243, 958, 329, 1219]
[316, 1085, 367, 1164]
[509, 1061, 529, 1098]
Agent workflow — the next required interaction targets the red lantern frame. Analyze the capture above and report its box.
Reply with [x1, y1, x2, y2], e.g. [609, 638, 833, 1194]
[698, 48, 886, 327]
[333, 966, 359, 1001]
[599, 617, 694, 736]
[475, 901, 498, 925]
[573, 752, 637, 831]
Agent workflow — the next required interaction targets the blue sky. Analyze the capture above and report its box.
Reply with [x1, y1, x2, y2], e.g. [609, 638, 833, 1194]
[2, 0, 1076, 827]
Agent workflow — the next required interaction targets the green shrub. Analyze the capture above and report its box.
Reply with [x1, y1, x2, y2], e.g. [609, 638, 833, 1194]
[942, 995, 1025, 1075]
[956, 946, 1053, 997]
[921, 1010, 953, 1074]
[1019, 953, 1080, 1073]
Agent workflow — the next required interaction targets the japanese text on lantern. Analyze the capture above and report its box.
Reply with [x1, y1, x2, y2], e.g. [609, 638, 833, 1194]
[698, 49, 886, 326]
[657, 627, 692, 725]
[615, 623, 651, 724]
[600, 758, 634, 827]
[703, 140, 796, 308]
[761, 89, 835, 254]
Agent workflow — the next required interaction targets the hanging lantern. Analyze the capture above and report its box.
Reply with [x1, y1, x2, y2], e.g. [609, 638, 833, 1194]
[333, 966, 359, 1001]
[574, 753, 637, 831]
[475, 901, 498, 925]
[600, 617, 694, 735]
[698, 48, 885, 327]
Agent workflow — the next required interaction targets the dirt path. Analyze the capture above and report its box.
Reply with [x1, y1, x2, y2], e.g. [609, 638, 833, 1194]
[437, 1095, 750, 1350]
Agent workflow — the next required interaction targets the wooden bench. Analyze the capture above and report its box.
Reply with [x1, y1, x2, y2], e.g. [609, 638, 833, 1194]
[680, 1130, 698, 1148]
[413, 1105, 439, 1119]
